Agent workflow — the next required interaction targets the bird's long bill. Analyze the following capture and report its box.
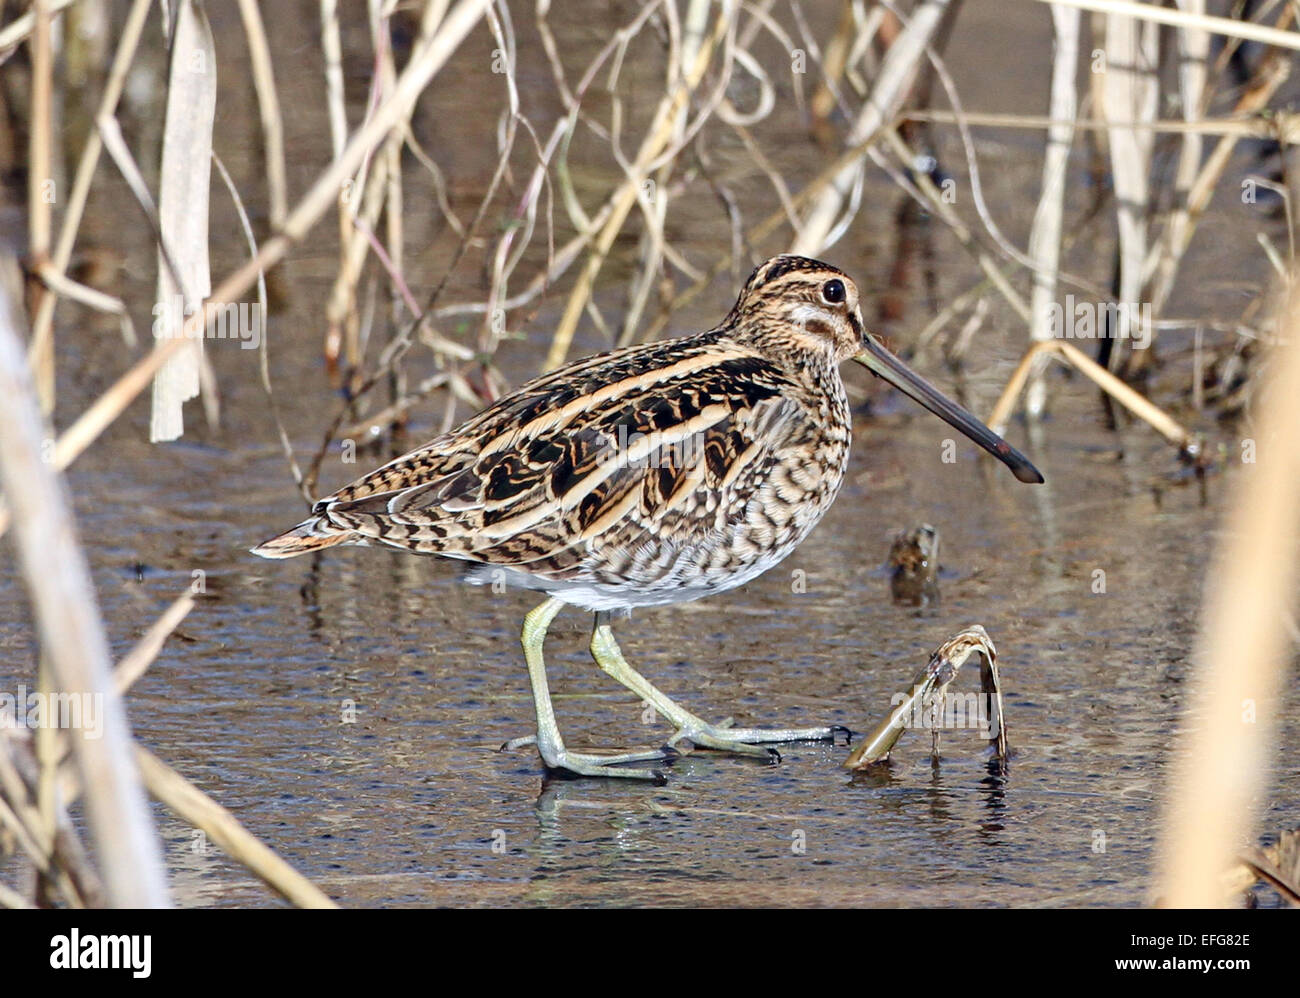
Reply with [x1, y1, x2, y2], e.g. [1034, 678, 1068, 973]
[852, 336, 1044, 484]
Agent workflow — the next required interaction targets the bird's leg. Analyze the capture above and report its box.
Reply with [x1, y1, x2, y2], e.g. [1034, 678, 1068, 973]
[589, 617, 848, 759]
[513, 598, 671, 781]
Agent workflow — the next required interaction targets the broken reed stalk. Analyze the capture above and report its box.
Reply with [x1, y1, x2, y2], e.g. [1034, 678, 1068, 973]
[0, 255, 169, 907]
[845, 625, 1004, 769]
[1158, 281, 1300, 907]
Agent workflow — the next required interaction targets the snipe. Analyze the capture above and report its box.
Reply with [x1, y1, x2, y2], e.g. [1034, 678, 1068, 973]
[253, 255, 1042, 781]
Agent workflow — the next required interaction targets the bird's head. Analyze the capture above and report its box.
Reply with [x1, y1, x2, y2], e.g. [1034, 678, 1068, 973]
[730, 255, 866, 364]
[730, 255, 1044, 484]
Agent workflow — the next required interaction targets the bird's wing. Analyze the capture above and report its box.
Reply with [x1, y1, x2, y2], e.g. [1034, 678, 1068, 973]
[489, 390, 809, 585]
[313, 339, 803, 568]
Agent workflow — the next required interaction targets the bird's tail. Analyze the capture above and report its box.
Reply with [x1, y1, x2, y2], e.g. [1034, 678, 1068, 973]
[250, 517, 353, 559]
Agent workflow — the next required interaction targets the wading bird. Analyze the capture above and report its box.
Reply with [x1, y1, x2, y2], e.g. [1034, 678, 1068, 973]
[254, 256, 1042, 781]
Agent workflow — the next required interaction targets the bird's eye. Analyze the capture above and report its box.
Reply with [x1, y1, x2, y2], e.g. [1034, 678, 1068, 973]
[821, 279, 846, 305]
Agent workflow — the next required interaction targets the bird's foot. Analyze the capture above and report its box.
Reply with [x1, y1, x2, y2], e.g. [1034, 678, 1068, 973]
[668, 719, 852, 762]
[501, 734, 675, 783]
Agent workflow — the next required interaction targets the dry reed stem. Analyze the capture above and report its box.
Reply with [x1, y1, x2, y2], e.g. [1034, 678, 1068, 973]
[792, 0, 949, 256]
[212, 152, 309, 502]
[320, 0, 348, 160]
[236, 0, 288, 230]
[1158, 283, 1300, 906]
[904, 108, 1300, 142]
[12, 0, 490, 505]
[0, 0, 488, 542]
[879, 128, 1032, 321]
[0, 732, 85, 905]
[303, 4, 559, 489]
[328, 138, 391, 376]
[403, 125, 465, 236]
[35, 262, 133, 343]
[35, 587, 333, 910]
[412, 0, 668, 341]
[95, 110, 223, 434]
[1229, 830, 1300, 904]
[26, 0, 53, 412]
[28, 587, 329, 908]
[0, 258, 169, 907]
[338, 372, 450, 440]
[912, 277, 994, 361]
[543, 1, 724, 371]
[1031, 0, 1300, 50]
[988, 338, 1193, 447]
[0, 0, 73, 59]
[637, 117, 901, 345]
[1145, 0, 1208, 310]
[112, 595, 195, 696]
[1144, 10, 1293, 289]
[606, 0, 680, 349]
[26, 0, 152, 389]
[133, 746, 338, 909]
[809, 0, 857, 126]
[1025, 6, 1080, 417]
[1102, 10, 1158, 353]
[325, 8, 402, 376]
[898, 14, 1099, 299]
[150, 0, 216, 442]
[318, 0, 501, 383]
[35, 659, 58, 904]
[269, 0, 493, 244]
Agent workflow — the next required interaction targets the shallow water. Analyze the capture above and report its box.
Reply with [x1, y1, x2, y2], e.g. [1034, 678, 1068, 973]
[3, 1, 1297, 907]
